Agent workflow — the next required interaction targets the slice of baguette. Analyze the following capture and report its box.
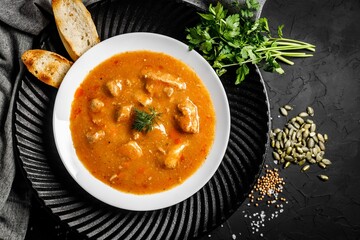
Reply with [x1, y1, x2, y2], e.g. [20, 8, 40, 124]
[21, 49, 73, 88]
[52, 0, 100, 61]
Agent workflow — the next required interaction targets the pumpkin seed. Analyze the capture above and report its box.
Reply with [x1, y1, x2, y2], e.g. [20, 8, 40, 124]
[293, 122, 301, 129]
[317, 133, 325, 143]
[302, 146, 309, 152]
[308, 158, 317, 164]
[299, 112, 309, 117]
[310, 123, 316, 132]
[298, 153, 306, 160]
[285, 156, 294, 162]
[318, 162, 327, 169]
[298, 159, 306, 166]
[296, 116, 304, 124]
[284, 128, 289, 135]
[316, 153, 323, 162]
[306, 119, 314, 124]
[284, 105, 293, 111]
[307, 138, 315, 148]
[324, 133, 328, 142]
[301, 165, 310, 172]
[271, 139, 275, 148]
[273, 152, 280, 160]
[280, 107, 288, 116]
[318, 175, 329, 181]
[284, 161, 291, 169]
[274, 128, 282, 134]
[285, 140, 292, 148]
[306, 106, 314, 116]
[322, 159, 332, 165]
[303, 129, 310, 139]
[286, 147, 292, 155]
[275, 141, 281, 149]
[296, 147, 304, 154]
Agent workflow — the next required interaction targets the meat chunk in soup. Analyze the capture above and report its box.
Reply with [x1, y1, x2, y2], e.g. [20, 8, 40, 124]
[135, 91, 153, 106]
[120, 141, 143, 160]
[141, 67, 186, 90]
[91, 116, 104, 126]
[175, 98, 200, 134]
[106, 79, 122, 97]
[164, 142, 188, 169]
[89, 98, 104, 112]
[152, 123, 167, 136]
[163, 87, 174, 97]
[144, 79, 176, 98]
[116, 104, 133, 122]
[86, 130, 105, 144]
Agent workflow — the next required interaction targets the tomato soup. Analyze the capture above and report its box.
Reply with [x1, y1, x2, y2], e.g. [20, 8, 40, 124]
[70, 50, 215, 194]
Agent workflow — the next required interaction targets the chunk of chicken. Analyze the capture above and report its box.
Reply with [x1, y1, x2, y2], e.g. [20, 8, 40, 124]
[115, 104, 133, 122]
[135, 92, 153, 106]
[106, 79, 122, 97]
[89, 98, 104, 112]
[164, 142, 188, 169]
[141, 67, 186, 90]
[175, 98, 200, 134]
[153, 123, 167, 136]
[86, 130, 105, 144]
[91, 116, 104, 126]
[120, 141, 143, 159]
[163, 87, 174, 97]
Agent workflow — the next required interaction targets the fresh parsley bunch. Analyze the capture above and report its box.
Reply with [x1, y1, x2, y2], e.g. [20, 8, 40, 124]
[186, 0, 315, 84]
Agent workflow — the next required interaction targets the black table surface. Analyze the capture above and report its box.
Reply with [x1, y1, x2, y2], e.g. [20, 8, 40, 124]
[25, 0, 360, 239]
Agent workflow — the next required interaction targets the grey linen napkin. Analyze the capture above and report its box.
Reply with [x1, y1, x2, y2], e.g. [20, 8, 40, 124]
[0, 1, 49, 239]
[0, 0, 265, 239]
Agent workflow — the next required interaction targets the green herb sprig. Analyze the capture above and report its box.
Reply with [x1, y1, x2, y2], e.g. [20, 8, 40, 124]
[132, 108, 161, 133]
[186, 0, 315, 84]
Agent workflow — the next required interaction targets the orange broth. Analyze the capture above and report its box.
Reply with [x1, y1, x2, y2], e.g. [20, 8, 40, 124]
[70, 50, 215, 194]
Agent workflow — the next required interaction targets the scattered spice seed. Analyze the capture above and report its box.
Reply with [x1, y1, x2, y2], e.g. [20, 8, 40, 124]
[248, 165, 286, 207]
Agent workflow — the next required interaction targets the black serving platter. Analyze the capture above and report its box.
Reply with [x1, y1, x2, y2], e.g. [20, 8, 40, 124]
[14, 0, 270, 239]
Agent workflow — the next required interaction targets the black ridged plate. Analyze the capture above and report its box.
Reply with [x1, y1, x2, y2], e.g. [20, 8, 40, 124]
[13, 0, 270, 239]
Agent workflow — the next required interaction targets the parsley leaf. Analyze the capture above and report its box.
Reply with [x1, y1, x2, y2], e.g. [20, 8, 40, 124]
[186, 0, 315, 85]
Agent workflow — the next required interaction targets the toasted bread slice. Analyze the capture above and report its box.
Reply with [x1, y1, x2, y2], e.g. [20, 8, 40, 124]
[21, 49, 73, 88]
[52, 0, 100, 61]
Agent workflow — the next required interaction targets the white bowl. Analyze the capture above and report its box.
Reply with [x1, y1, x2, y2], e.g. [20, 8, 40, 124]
[53, 32, 230, 211]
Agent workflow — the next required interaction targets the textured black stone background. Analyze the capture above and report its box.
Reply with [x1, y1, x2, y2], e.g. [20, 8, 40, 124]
[25, 0, 360, 239]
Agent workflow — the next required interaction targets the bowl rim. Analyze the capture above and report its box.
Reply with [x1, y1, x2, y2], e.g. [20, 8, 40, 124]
[52, 32, 230, 211]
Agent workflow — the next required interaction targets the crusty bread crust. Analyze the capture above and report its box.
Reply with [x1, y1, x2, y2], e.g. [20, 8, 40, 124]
[52, 0, 100, 61]
[21, 49, 73, 88]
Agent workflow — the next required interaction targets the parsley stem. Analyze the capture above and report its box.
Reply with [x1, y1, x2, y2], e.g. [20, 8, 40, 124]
[270, 37, 316, 48]
[273, 55, 294, 65]
[271, 42, 315, 52]
[271, 51, 314, 57]
[255, 45, 315, 53]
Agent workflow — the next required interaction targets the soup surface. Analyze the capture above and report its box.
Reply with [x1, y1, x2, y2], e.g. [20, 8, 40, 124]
[70, 50, 215, 194]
